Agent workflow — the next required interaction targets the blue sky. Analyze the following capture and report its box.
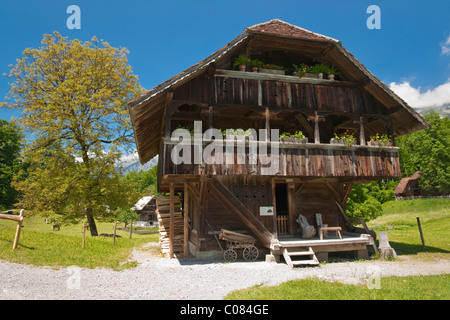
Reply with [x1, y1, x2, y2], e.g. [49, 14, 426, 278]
[1, 0, 449, 121]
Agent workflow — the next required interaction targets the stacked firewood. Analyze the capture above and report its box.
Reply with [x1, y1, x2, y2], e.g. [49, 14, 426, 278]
[156, 195, 184, 255]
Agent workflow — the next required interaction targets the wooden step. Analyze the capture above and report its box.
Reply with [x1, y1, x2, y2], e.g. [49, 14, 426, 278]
[283, 247, 319, 268]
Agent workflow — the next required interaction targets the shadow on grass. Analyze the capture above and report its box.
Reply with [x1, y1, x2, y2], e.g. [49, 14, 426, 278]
[387, 241, 450, 255]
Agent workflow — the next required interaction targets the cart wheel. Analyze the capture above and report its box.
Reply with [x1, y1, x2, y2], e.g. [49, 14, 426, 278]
[243, 245, 259, 261]
[224, 248, 237, 262]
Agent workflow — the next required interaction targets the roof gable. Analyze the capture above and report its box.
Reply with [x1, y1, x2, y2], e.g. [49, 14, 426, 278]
[128, 19, 429, 165]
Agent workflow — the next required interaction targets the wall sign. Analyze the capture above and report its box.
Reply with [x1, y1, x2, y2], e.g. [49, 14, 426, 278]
[260, 206, 274, 216]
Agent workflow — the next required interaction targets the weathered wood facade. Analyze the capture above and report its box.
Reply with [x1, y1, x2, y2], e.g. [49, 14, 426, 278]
[128, 20, 428, 263]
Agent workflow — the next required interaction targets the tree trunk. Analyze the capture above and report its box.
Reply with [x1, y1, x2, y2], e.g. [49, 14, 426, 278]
[86, 208, 98, 236]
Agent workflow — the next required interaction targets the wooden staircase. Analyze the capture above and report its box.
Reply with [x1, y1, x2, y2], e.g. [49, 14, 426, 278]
[283, 247, 319, 268]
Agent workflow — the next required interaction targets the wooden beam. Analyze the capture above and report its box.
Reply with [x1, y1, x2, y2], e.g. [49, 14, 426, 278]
[294, 113, 314, 140]
[183, 183, 189, 258]
[169, 182, 175, 258]
[186, 182, 199, 201]
[295, 183, 306, 197]
[287, 183, 297, 235]
[265, 106, 270, 141]
[198, 177, 208, 239]
[271, 177, 278, 240]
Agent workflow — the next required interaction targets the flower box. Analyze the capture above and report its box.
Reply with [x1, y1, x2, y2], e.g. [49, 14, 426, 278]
[368, 141, 392, 147]
[259, 68, 285, 75]
[303, 72, 323, 79]
[280, 137, 308, 144]
[330, 138, 356, 146]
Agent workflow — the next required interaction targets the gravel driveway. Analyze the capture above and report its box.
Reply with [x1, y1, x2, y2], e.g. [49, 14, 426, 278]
[1, 244, 449, 300]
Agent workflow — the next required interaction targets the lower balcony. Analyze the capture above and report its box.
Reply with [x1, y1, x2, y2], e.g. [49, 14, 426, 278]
[160, 137, 400, 179]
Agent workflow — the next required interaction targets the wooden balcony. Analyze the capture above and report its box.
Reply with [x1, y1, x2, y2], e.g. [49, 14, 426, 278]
[160, 138, 400, 180]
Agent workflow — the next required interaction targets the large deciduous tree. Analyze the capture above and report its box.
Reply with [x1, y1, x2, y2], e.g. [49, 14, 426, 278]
[1, 32, 142, 235]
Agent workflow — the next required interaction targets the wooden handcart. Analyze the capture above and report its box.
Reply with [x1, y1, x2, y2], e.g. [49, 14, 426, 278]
[219, 229, 259, 262]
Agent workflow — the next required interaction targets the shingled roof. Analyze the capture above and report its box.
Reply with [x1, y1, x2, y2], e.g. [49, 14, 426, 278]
[128, 19, 429, 165]
[246, 19, 340, 43]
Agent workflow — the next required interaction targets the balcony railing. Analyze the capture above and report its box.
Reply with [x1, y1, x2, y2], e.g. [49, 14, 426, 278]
[160, 137, 400, 179]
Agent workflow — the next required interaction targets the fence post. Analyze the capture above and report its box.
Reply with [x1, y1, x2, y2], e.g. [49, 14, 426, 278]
[12, 209, 24, 251]
[129, 220, 133, 239]
[113, 222, 117, 245]
[416, 217, 425, 248]
[82, 221, 86, 248]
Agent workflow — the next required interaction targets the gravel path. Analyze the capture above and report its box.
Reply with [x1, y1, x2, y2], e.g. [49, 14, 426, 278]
[1, 244, 449, 300]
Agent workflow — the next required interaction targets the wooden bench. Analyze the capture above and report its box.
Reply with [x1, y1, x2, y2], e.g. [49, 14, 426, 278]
[315, 213, 342, 240]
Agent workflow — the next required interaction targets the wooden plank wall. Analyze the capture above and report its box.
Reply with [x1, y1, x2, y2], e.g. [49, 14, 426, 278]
[171, 73, 387, 115]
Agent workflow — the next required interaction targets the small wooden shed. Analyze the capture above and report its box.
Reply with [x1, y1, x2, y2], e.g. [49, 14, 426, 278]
[394, 171, 423, 199]
[128, 20, 428, 264]
[133, 196, 157, 223]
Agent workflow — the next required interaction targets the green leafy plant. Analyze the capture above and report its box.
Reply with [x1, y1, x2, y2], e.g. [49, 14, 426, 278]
[232, 54, 250, 68]
[280, 131, 306, 139]
[250, 59, 264, 68]
[333, 130, 356, 146]
[326, 65, 339, 75]
[370, 133, 391, 142]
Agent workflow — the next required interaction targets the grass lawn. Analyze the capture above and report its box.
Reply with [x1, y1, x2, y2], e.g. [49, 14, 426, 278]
[224, 274, 450, 300]
[0, 215, 159, 270]
[225, 198, 450, 300]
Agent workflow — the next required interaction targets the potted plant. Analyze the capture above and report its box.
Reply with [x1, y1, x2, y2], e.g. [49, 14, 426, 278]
[232, 54, 250, 71]
[368, 133, 392, 147]
[259, 64, 286, 75]
[294, 63, 326, 79]
[280, 131, 308, 144]
[331, 130, 356, 146]
[250, 59, 263, 72]
[293, 63, 308, 77]
[326, 65, 339, 80]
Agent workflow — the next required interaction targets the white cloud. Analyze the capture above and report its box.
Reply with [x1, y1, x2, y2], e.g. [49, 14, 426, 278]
[389, 80, 450, 109]
[441, 35, 450, 55]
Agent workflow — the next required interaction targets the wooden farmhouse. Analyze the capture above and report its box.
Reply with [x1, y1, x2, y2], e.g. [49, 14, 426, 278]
[132, 196, 157, 224]
[128, 20, 428, 265]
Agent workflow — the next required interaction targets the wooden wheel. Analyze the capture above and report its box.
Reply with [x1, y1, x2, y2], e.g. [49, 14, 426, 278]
[243, 245, 259, 261]
[224, 248, 237, 262]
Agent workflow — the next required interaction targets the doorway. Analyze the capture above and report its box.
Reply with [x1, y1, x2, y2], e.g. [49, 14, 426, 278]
[275, 184, 288, 235]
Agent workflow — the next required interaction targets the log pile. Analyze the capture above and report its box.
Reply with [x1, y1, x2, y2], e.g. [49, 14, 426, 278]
[219, 229, 256, 242]
[156, 195, 184, 255]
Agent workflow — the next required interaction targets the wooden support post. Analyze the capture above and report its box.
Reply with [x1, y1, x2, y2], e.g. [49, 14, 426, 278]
[314, 111, 320, 144]
[12, 209, 24, 251]
[359, 116, 366, 146]
[287, 183, 297, 235]
[271, 178, 278, 239]
[183, 183, 189, 258]
[198, 177, 208, 241]
[265, 107, 270, 142]
[169, 182, 175, 258]
[307, 111, 325, 144]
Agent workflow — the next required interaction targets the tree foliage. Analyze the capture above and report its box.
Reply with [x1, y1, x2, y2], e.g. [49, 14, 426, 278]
[123, 165, 158, 195]
[2, 32, 143, 235]
[396, 111, 449, 195]
[346, 180, 396, 221]
[0, 120, 23, 208]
